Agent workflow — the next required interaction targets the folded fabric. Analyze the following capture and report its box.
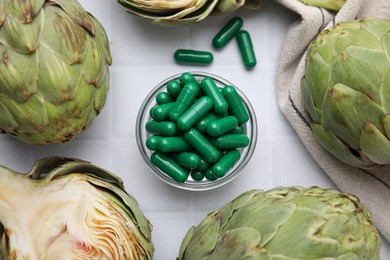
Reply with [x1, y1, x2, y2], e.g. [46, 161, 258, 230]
[275, 0, 390, 242]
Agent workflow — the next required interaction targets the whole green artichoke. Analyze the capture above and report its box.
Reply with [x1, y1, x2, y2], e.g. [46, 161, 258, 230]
[178, 186, 381, 259]
[0, 0, 112, 144]
[0, 157, 154, 259]
[301, 18, 390, 168]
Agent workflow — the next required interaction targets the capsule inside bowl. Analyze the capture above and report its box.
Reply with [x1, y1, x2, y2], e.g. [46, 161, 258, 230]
[136, 72, 257, 191]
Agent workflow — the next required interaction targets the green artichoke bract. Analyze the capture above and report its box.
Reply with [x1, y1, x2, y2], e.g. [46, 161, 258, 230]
[117, 0, 261, 26]
[178, 186, 381, 259]
[301, 18, 390, 168]
[0, 157, 154, 259]
[0, 0, 112, 145]
[298, 0, 346, 11]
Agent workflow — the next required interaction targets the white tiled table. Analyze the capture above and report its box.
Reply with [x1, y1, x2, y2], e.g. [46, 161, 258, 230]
[0, 0, 388, 259]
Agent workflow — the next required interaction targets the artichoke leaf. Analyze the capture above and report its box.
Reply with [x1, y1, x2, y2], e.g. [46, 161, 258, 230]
[49, 0, 95, 35]
[0, 101, 18, 131]
[178, 226, 196, 259]
[359, 122, 390, 165]
[321, 83, 385, 150]
[383, 32, 390, 64]
[0, 45, 38, 103]
[0, 94, 49, 133]
[208, 227, 269, 260]
[90, 18, 112, 66]
[329, 46, 390, 103]
[298, 0, 346, 11]
[40, 5, 88, 64]
[182, 212, 221, 259]
[3, 0, 45, 23]
[380, 69, 390, 114]
[266, 208, 340, 258]
[360, 17, 390, 40]
[0, 1, 4, 26]
[38, 45, 82, 105]
[223, 196, 296, 247]
[312, 123, 375, 168]
[0, 9, 43, 54]
[301, 77, 321, 122]
[304, 52, 331, 112]
[330, 28, 383, 53]
[121, 0, 197, 12]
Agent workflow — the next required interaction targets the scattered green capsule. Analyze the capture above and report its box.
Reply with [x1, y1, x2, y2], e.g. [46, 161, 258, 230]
[191, 170, 205, 181]
[207, 115, 238, 137]
[146, 120, 177, 136]
[213, 16, 243, 49]
[150, 102, 175, 121]
[195, 113, 219, 133]
[167, 80, 182, 98]
[174, 49, 213, 65]
[201, 77, 229, 115]
[211, 133, 249, 149]
[204, 169, 218, 181]
[212, 149, 241, 178]
[146, 136, 161, 151]
[198, 159, 210, 171]
[173, 152, 201, 169]
[156, 91, 174, 105]
[170, 82, 199, 122]
[230, 125, 245, 134]
[222, 85, 249, 124]
[180, 72, 200, 87]
[151, 152, 189, 183]
[158, 136, 191, 153]
[236, 30, 256, 69]
[183, 128, 221, 163]
[177, 96, 213, 132]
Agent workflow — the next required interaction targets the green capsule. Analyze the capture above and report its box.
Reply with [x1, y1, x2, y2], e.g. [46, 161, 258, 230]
[150, 102, 175, 121]
[158, 136, 191, 153]
[236, 30, 256, 69]
[191, 170, 205, 182]
[146, 120, 177, 136]
[230, 125, 245, 134]
[151, 152, 189, 183]
[207, 115, 238, 137]
[212, 149, 241, 178]
[197, 159, 210, 171]
[177, 96, 213, 132]
[167, 80, 182, 98]
[146, 136, 161, 151]
[204, 169, 217, 181]
[195, 113, 219, 133]
[156, 91, 174, 105]
[211, 133, 249, 149]
[173, 152, 201, 169]
[222, 85, 250, 124]
[183, 128, 221, 163]
[169, 82, 199, 122]
[180, 72, 199, 87]
[174, 49, 213, 65]
[213, 17, 243, 49]
[201, 77, 229, 115]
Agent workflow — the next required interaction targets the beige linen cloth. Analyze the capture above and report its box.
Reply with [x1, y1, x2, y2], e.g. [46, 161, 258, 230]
[275, 0, 390, 242]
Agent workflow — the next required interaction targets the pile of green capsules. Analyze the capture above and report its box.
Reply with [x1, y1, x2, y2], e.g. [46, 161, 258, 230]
[145, 72, 251, 183]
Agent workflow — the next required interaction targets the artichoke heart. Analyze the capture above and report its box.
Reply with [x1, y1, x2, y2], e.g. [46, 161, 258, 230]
[178, 186, 381, 259]
[301, 17, 390, 168]
[0, 157, 154, 259]
[0, 0, 112, 145]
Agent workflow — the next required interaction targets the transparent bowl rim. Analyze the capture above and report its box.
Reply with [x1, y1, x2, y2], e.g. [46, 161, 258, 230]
[136, 71, 258, 191]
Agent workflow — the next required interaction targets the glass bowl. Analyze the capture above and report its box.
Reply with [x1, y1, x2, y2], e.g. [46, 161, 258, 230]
[136, 71, 257, 191]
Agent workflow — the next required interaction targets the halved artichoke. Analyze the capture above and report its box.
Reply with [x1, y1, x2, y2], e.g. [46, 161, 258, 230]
[0, 157, 154, 259]
[117, 0, 261, 25]
[178, 186, 381, 259]
[0, 0, 112, 144]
